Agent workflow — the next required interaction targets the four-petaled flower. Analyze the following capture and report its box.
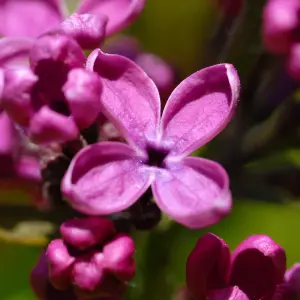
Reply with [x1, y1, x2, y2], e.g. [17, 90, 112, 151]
[62, 50, 240, 229]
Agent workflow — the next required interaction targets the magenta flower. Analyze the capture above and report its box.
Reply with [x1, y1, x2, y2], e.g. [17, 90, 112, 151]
[1, 34, 102, 145]
[62, 50, 240, 229]
[31, 251, 119, 300]
[32, 217, 135, 299]
[0, 0, 146, 39]
[186, 233, 287, 300]
[262, 0, 300, 80]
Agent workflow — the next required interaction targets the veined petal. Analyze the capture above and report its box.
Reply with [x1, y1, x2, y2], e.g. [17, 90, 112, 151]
[208, 286, 249, 300]
[0, 37, 33, 67]
[29, 106, 79, 144]
[86, 49, 160, 150]
[62, 142, 152, 215]
[77, 0, 146, 36]
[152, 157, 231, 229]
[59, 13, 108, 49]
[63, 68, 102, 129]
[0, 0, 65, 37]
[161, 64, 240, 158]
[186, 233, 230, 300]
[230, 235, 286, 299]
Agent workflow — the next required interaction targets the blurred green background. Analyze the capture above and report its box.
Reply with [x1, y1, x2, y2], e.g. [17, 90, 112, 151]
[2, 0, 300, 299]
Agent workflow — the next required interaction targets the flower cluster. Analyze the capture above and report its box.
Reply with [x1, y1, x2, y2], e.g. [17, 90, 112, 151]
[185, 233, 300, 300]
[31, 217, 135, 299]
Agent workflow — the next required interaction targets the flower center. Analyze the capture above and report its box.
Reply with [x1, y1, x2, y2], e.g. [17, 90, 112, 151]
[145, 144, 169, 167]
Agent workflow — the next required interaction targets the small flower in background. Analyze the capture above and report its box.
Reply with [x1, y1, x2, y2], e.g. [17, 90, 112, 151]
[0, 0, 146, 39]
[1, 33, 102, 145]
[104, 35, 177, 100]
[62, 50, 240, 229]
[185, 233, 300, 300]
[262, 0, 300, 80]
[31, 217, 135, 299]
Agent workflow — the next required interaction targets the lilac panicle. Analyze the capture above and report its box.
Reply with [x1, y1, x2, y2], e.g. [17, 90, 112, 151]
[44, 217, 135, 299]
[186, 233, 288, 300]
[62, 50, 240, 229]
[1, 34, 102, 145]
[0, 0, 147, 41]
[262, 0, 300, 80]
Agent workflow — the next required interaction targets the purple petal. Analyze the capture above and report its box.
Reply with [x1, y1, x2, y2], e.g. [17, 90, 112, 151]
[208, 286, 249, 300]
[30, 251, 49, 300]
[1, 68, 37, 126]
[186, 233, 230, 299]
[47, 239, 75, 290]
[262, 0, 300, 54]
[0, 0, 65, 37]
[59, 13, 108, 49]
[285, 263, 300, 295]
[14, 155, 41, 183]
[60, 217, 116, 249]
[0, 37, 33, 67]
[77, 0, 146, 36]
[86, 49, 160, 150]
[0, 112, 18, 159]
[152, 156, 231, 228]
[63, 68, 102, 129]
[230, 235, 286, 299]
[161, 64, 240, 158]
[103, 234, 136, 281]
[29, 34, 85, 99]
[29, 106, 79, 144]
[62, 142, 152, 215]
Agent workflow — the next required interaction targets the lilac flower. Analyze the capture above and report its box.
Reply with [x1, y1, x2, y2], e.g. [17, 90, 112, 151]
[30, 217, 135, 299]
[62, 50, 240, 229]
[262, 0, 300, 80]
[0, 0, 146, 39]
[186, 233, 288, 299]
[1, 34, 102, 145]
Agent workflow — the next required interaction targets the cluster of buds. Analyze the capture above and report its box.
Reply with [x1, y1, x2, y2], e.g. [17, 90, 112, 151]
[31, 217, 135, 299]
[185, 233, 300, 300]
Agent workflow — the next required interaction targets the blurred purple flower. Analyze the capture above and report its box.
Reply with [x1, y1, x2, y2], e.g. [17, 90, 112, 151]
[1, 34, 102, 145]
[62, 50, 240, 229]
[0, 112, 43, 206]
[0, 0, 146, 39]
[31, 217, 135, 299]
[185, 233, 300, 300]
[104, 36, 177, 100]
[263, 0, 300, 80]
